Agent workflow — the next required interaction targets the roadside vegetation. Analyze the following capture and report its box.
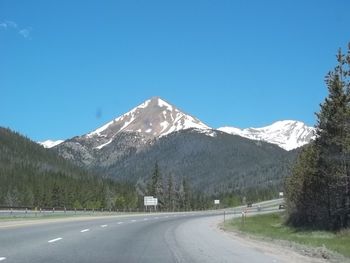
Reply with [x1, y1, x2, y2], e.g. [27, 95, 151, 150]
[224, 212, 350, 258]
[286, 43, 350, 230]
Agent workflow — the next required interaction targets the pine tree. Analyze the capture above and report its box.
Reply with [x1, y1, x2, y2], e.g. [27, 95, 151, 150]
[166, 175, 176, 211]
[286, 43, 350, 230]
[148, 162, 164, 206]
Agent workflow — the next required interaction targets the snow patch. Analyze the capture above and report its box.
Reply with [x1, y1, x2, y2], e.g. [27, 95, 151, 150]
[95, 139, 113, 150]
[39, 140, 64, 148]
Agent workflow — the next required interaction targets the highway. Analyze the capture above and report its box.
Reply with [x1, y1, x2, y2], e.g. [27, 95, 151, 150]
[0, 201, 292, 263]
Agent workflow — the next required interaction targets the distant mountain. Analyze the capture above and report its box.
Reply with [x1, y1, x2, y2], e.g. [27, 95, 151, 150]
[86, 96, 211, 149]
[218, 120, 315, 151]
[39, 139, 64, 148]
[41, 98, 315, 151]
[53, 97, 299, 196]
[54, 97, 214, 167]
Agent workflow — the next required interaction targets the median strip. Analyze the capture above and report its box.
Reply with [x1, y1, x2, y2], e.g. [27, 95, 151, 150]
[48, 238, 63, 243]
[80, 229, 90, 233]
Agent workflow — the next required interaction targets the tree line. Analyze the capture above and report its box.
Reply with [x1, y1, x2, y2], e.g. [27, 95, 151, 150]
[0, 127, 138, 210]
[286, 43, 350, 230]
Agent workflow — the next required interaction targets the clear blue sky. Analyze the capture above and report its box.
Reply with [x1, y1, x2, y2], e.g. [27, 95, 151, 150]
[1, 0, 349, 141]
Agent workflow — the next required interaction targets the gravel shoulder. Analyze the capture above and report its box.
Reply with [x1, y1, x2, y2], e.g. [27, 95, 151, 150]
[219, 219, 349, 263]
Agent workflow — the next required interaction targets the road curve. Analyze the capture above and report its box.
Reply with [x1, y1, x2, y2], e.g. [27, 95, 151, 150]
[0, 211, 286, 263]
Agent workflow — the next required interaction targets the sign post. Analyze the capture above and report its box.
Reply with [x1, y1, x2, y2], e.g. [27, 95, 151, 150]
[144, 196, 158, 212]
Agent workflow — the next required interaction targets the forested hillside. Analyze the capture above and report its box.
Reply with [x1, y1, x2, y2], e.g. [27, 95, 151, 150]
[104, 129, 298, 199]
[0, 127, 137, 209]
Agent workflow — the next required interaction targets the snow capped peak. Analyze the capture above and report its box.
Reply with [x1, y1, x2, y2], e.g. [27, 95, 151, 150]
[218, 120, 316, 151]
[39, 139, 64, 148]
[86, 97, 211, 149]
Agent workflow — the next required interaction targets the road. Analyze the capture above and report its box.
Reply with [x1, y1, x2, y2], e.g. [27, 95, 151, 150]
[0, 201, 290, 263]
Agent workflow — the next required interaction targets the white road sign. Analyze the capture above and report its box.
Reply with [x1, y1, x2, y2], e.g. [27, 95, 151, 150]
[214, 200, 220, 205]
[144, 196, 158, 206]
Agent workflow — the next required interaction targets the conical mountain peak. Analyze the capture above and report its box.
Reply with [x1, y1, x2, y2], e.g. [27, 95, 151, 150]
[86, 97, 210, 149]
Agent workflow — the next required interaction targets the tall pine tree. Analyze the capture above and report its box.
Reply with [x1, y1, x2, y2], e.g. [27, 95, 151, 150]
[286, 43, 350, 230]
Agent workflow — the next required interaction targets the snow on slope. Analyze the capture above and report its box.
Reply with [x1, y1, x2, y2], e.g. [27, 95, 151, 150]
[39, 140, 64, 148]
[87, 97, 211, 149]
[218, 120, 316, 151]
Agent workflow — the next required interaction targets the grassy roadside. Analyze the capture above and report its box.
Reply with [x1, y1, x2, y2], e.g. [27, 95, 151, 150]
[223, 212, 350, 259]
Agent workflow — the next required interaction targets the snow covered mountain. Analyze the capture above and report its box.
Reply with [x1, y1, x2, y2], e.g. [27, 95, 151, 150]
[218, 120, 316, 151]
[40, 98, 316, 151]
[39, 139, 64, 148]
[86, 96, 212, 150]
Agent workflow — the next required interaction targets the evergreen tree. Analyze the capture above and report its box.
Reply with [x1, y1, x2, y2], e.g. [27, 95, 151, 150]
[286, 43, 350, 230]
[166, 175, 176, 211]
[148, 162, 164, 205]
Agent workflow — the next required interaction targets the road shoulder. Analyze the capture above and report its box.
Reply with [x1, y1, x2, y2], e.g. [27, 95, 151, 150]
[218, 222, 348, 263]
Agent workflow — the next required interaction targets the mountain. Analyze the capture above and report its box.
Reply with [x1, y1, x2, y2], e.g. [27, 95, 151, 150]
[55, 97, 214, 167]
[53, 97, 299, 196]
[0, 127, 136, 209]
[86, 96, 211, 149]
[41, 98, 315, 151]
[39, 139, 64, 148]
[218, 120, 315, 151]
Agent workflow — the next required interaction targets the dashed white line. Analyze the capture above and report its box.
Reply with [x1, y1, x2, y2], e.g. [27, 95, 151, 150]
[143, 218, 148, 221]
[117, 222, 123, 225]
[48, 238, 63, 243]
[155, 217, 159, 219]
[130, 220, 137, 223]
[80, 229, 90, 233]
[101, 225, 108, 228]
[0, 257, 6, 261]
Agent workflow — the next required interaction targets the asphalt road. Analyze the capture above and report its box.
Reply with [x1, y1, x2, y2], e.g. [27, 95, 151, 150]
[0, 203, 285, 263]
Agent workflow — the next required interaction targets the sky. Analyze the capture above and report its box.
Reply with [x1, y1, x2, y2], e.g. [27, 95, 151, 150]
[1, 0, 350, 141]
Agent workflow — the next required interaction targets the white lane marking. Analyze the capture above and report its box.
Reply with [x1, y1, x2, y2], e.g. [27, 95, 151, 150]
[48, 238, 63, 243]
[131, 220, 137, 223]
[143, 218, 148, 221]
[117, 222, 123, 224]
[80, 229, 90, 233]
[0, 257, 6, 261]
[154, 217, 159, 219]
[101, 225, 108, 228]
[164, 216, 168, 218]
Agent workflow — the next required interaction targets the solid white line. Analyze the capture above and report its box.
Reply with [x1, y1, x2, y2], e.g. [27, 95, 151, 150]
[80, 229, 90, 233]
[101, 225, 108, 228]
[48, 238, 62, 243]
[117, 222, 123, 224]
[0, 257, 6, 261]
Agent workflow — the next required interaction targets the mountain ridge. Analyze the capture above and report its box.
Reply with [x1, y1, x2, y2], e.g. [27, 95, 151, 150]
[40, 97, 315, 151]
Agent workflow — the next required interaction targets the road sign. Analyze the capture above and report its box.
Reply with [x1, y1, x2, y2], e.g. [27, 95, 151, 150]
[214, 200, 220, 205]
[279, 192, 284, 197]
[144, 196, 158, 206]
